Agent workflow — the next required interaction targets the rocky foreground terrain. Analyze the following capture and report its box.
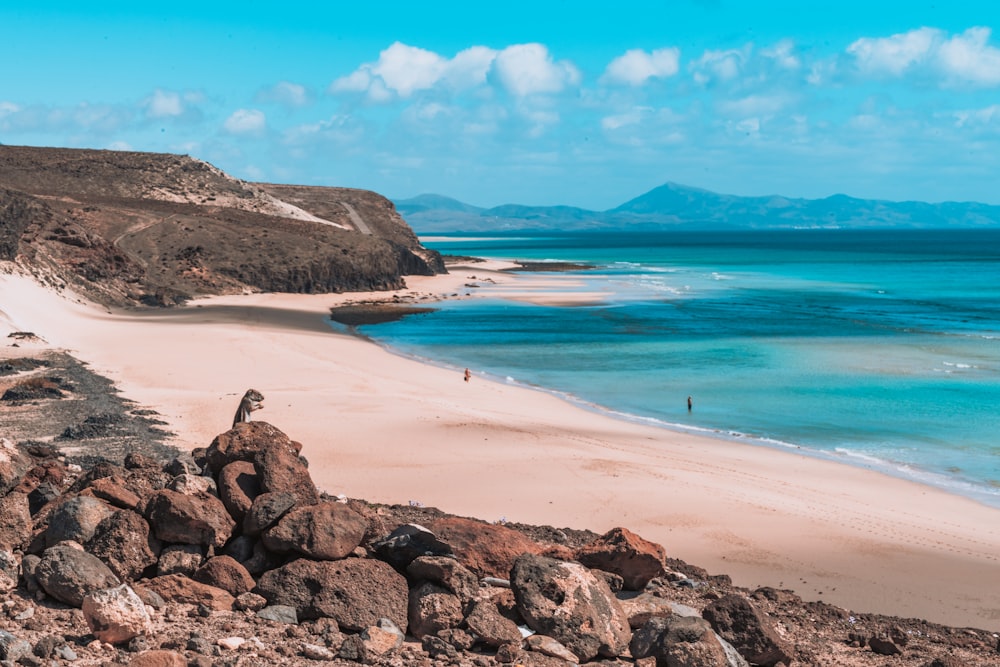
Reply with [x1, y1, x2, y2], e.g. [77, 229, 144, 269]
[0, 145, 445, 307]
[0, 345, 999, 667]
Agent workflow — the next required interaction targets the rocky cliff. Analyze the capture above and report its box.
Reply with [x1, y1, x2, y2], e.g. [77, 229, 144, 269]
[0, 146, 445, 306]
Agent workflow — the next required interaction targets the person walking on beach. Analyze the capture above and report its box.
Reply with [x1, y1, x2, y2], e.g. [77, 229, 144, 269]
[464, 368, 471, 382]
[687, 395, 693, 412]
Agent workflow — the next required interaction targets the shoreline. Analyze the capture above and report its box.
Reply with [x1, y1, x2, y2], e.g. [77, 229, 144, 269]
[3, 265, 1000, 631]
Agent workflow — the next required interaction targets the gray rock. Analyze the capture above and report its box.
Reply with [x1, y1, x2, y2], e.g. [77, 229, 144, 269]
[35, 543, 121, 607]
[86, 510, 161, 580]
[511, 553, 630, 661]
[0, 630, 31, 661]
[157, 544, 204, 577]
[702, 594, 793, 667]
[257, 605, 299, 624]
[262, 502, 367, 560]
[372, 523, 454, 571]
[407, 582, 463, 639]
[243, 491, 297, 538]
[45, 496, 114, 547]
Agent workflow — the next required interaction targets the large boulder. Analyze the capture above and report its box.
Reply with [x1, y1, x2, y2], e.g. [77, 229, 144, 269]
[44, 495, 115, 547]
[464, 600, 522, 648]
[0, 493, 31, 551]
[430, 517, 543, 578]
[407, 582, 464, 639]
[262, 502, 367, 560]
[82, 584, 151, 644]
[0, 438, 32, 496]
[631, 615, 745, 667]
[254, 440, 320, 505]
[243, 491, 297, 537]
[204, 421, 301, 474]
[256, 558, 408, 631]
[511, 553, 631, 662]
[702, 594, 793, 667]
[406, 555, 480, 604]
[217, 461, 259, 522]
[138, 574, 235, 611]
[575, 527, 668, 590]
[35, 543, 121, 607]
[144, 489, 235, 548]
[86, 510, 161, 580]
[193, 556, 255, 596]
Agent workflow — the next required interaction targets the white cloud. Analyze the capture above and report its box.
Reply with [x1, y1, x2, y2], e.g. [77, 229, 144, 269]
[761, 39, 800, 70]
[330, 42, 497, 100]
[223, 109, 266, 135]
[719, 94, 793, 117]
[847, 26, 1000, 86]
[953, 104, 1000, 128]
[493, 43, 580, 97]
[690, 46, 750, 85]
[937, 27, 1000, 86]
[145, 89, 184, 118]
[602, 48, 681, 86]
[256, 81, 310, 106]
[847, 27, 937, 76]
[0, 101, 20, 116]
[601, 107, 654, 130]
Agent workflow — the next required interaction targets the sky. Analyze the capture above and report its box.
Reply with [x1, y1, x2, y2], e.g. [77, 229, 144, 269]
[3, 1, 1000, 209]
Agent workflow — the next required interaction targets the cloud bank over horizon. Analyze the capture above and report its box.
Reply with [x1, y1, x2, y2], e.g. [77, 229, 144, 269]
[3, 4, 1000, 210]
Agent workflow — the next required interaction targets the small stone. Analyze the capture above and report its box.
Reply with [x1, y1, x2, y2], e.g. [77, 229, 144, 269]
[82, 584, 152, 644]
[0, 630, 32, 661]
[303, 642, 336, 660]
[234, 592, 268, 612]
[257, 605, 298, 624]
[217, 637, 246, 651]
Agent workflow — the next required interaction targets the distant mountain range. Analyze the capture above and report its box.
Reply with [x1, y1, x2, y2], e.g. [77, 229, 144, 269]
[394, 182, 1000, 232]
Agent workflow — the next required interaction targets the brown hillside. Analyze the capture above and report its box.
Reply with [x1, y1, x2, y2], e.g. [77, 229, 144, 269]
[0, 145, 445, 306]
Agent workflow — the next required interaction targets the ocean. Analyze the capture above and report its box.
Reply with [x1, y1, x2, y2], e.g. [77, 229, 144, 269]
[353, 229, 1000, 507]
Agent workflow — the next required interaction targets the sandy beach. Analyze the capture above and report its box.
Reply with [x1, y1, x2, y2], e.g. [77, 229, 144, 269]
[2, 265, 1000, 632]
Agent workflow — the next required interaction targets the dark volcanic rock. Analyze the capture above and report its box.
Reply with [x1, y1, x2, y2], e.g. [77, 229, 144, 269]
[464, 600, 523, 648]
[35, 543, 121, 607]
[407, 582, 464, 639]
[372, 523, 454, 571]
[193, 555, 255, 596]
[257, 557, 408, 631]
[406, 555, 480, 604]
[44, 495, 115, 548]
[511, 553, 630, 661]
[243, 491, 297, 537]
[261, 502, 367, 560]
[138, 574, 235, 610]
[254, 439, 320, 505]
[86, 510, 161, 580]
[144, 489, 235, 548]
[631, 615, 733, 667]
[702, 594, 793, 666]
[204, 421, 301, 474]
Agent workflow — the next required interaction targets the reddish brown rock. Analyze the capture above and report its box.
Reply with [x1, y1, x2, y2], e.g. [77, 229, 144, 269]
[217, 460, 259, 522]
[138, 573, 235, 611]
[575, 527, 668, 590]
[86, 510, 161, 580]
[464, 600, 522, 648]
[256, 557, 408, 631]
[406, 555, 480, 604]
[127, 650, 187, 667]
[0, 492, 31, 551]
[205, 421, 301, 474]
[144, 489, 235, 548]
[430, 517, 543, 579]
[511, 553, 630, 662]
[702, 594, 793, 667]
[407, 582, 463, 639]
[193, 555, 255, 596]
[262, 502, 367, 560]
[87, 476, 142, 510]
[254, 440, 319, 505]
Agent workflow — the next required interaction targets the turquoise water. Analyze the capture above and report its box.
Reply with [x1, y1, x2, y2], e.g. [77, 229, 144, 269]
[358, 230, 1000, 507]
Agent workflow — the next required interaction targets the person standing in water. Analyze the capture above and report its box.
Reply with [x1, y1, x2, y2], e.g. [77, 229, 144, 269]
[464, 368, 471, 382]
[687, 395, 693, 412]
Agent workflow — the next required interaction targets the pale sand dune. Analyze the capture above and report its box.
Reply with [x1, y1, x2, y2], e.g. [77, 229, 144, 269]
[2, 268, 1000, 631]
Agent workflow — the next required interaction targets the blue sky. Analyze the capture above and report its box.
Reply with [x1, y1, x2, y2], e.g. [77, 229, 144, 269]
[3, 1, 1000, 209]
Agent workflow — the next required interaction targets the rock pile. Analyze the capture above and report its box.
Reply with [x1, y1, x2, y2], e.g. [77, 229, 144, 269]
[0, 422, 783, 666]
[0, 424, 996, 666]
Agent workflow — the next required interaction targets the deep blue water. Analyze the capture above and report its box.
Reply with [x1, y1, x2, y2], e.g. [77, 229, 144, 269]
[357, 230, 1000, 506]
